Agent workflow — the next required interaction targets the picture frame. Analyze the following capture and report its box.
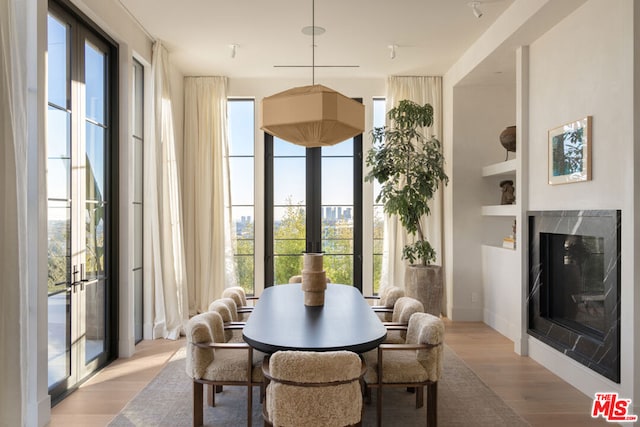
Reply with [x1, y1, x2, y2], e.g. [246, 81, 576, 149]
[548, 116, 592, 185]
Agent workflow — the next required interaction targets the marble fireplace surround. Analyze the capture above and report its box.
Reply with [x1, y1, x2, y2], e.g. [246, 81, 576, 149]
[528, 210, 621, 383]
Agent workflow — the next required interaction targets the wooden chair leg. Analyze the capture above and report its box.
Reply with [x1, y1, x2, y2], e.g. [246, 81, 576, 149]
[207, 384, 215, 407]
[247, 385, 253, 427]
[193, 381, 203, 427]
[416, 384, 424, 409]
[426, 382, 438, 427]
[376, 387, 383, 427]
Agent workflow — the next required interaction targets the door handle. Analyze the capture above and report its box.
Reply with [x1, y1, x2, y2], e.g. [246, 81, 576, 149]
[70, 265, 79, 293]
[69, 264, 89, 293]
[79, 263, 88, 291]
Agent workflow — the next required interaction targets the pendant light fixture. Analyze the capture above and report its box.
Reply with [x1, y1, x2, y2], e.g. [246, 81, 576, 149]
[260, 0, 365, 147]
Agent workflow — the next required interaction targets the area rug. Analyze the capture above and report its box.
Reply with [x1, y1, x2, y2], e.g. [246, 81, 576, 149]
[109, 345, 529, 426]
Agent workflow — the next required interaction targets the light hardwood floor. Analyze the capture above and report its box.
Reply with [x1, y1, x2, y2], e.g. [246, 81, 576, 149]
[49, 320, 609, 426]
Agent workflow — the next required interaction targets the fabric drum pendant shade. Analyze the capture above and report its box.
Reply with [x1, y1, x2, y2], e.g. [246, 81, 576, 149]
[261, 84, 365, 147]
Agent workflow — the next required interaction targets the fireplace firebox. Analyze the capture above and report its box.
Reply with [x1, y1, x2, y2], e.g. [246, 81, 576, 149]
[528, 210, 621, 383]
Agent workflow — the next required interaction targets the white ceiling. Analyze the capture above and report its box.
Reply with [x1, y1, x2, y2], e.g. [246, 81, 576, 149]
[118, 0, 515, 80]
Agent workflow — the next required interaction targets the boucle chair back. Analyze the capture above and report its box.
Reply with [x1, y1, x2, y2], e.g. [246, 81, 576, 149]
[208, 299, 234, 342]
[227, 286, 248, 305]
[264, 350, 364, 427]
[405, 312, 445, 382]
[208, 300, 233, 322]
[391, 297, 424, 323]
[391, 296, 424, 341]
[185, 311, 225, 380]
[218, 297, 239, 322]
[221, 287, 245, 308]
[379, 286, 404, 308]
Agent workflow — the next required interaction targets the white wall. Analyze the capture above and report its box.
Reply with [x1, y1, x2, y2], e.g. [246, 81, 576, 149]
[443, 0, 586, 324]
[450, 84, 516, 321]
[528, 0, 637, 404]
[444, 0, 639, 407]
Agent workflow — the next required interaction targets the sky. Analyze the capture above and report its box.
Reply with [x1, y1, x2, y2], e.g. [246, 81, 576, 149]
[228, 98, 386, 222]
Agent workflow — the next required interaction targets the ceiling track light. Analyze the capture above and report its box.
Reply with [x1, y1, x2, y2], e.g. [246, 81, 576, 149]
[388, 44, 397, 60]
[469, 1, 483, 18]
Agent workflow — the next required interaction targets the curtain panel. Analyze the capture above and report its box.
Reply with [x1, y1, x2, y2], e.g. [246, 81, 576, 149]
[0, 0, 28, 423]
[380, 76, 444, 297]
[183, 76, 236, 314]
[145, 42, 189, 339]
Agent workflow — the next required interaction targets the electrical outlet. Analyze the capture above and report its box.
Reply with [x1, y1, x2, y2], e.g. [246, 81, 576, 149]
[471, 292, 479, 303]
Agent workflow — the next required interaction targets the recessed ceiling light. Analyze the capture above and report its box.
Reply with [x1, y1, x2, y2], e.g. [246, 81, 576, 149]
[301, 26, 326, 36]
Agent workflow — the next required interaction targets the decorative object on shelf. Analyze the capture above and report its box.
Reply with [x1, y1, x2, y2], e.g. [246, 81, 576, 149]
[260, 0, 364, 147]
[365, 99, 448, 315]
[502, 219, 517, 249]
[499, 125, 516, 160]
[499, 179, 515, 205]
[502, 237, 515, 249]
[548, 116, 592, 185]
[301, 253, 327, 306]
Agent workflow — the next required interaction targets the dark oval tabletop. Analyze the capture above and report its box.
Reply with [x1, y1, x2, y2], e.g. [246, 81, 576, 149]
[242, 283, 387, 354]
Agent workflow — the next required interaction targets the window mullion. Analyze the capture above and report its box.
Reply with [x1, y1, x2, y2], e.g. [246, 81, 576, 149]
[306, 147, 322, 253]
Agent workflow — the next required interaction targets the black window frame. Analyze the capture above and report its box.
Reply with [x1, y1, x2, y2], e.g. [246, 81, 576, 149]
[264, 99, 363, 291]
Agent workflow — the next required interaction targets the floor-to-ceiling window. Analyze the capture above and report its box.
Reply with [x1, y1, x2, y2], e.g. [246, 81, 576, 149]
[264, 113, 363, 289]
[372, 98, 385, 293]
[228, 98, 256, 295]
[132, 59, 143, 343]
[47, 0, 118, 403]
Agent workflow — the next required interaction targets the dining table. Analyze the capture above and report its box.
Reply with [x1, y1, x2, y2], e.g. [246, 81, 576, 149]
[242, 283, 387, 354]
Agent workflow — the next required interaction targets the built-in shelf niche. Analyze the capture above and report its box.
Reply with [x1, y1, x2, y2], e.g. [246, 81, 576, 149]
[481, 158, 516, 178]
[482, 159, 517, 216]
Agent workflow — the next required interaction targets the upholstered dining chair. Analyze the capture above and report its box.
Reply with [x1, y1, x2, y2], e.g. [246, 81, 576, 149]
[226, 285, 260, 306]
[217, 296, 240, 322]
[185, 311, 264, 427]
[382, 296, 424, 344]
[262, 350, 366, 427]
[365, 286, 405, 322]
[221, 287, 253, 320]
[364, 312, 444, 427]
[208, 299, 244, 342]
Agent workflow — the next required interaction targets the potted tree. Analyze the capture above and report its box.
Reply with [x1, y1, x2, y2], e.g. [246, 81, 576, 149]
[365, 99, 448, 315]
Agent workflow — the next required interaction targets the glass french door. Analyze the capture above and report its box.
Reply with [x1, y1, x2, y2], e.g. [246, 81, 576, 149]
[47, 3, 116, 402]
[265, 130, 363, 289]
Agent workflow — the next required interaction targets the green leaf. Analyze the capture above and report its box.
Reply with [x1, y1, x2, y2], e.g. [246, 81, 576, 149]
[365, 99, 448, 265]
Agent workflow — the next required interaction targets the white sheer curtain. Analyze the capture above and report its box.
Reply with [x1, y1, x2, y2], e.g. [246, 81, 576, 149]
[145, 41, 189, 339]
[183, 76, 236, 314]
[380, 76, 444, 292]
[0, 0, 28, 423]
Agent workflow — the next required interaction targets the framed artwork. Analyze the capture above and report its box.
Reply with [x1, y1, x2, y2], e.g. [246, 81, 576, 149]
[548, 116, 592, 185]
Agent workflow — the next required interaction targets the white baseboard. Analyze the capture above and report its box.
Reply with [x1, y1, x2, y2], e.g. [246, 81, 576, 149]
[483, 308, 515, 342]
[36, 393, 51, 427]
[449, 306, 483, 321]
[119, 337, 136, 358]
